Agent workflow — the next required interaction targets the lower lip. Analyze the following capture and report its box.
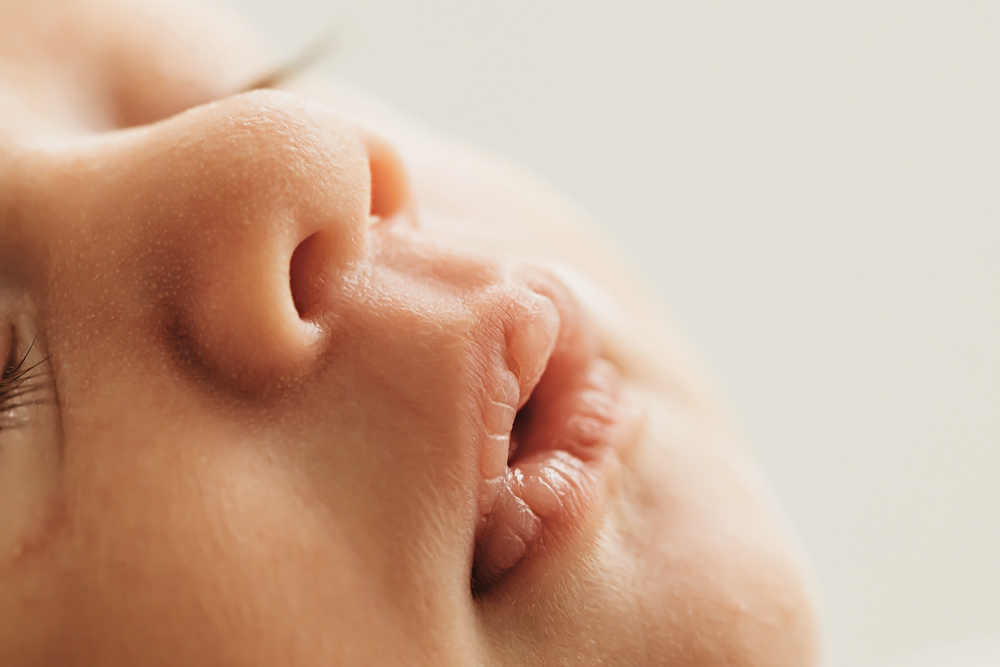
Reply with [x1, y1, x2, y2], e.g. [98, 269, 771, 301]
[471, 289, 642, 594]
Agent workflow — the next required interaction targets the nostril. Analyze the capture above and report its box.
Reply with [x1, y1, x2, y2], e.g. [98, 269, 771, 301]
[289, 232, 333, 320]
[366, 137, 410, 220]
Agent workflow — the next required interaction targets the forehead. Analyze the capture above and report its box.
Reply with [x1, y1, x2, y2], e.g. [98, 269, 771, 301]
[0, 0, 265, 134]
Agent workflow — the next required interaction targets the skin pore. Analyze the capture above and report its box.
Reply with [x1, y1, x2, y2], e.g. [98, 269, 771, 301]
[0, 1, 819, 665]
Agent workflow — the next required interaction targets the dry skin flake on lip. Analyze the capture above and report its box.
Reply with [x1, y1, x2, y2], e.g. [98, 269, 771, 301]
[479, 369, 518, 483]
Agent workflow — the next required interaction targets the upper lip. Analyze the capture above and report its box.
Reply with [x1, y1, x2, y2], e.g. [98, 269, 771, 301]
[503, 285, 561, 411]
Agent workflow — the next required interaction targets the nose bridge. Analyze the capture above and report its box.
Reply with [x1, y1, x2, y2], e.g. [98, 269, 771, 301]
[114, 91, 382, 389]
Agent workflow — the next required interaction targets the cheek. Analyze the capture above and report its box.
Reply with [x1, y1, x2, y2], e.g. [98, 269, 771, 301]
[42, 430, 400, 664]
[24, 339, 486, 666]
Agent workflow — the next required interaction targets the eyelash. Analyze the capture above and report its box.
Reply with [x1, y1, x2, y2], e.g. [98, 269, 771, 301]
[0, 336, 47, 429]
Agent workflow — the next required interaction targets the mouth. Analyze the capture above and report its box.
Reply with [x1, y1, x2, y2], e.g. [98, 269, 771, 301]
[471, 271, 642, 594]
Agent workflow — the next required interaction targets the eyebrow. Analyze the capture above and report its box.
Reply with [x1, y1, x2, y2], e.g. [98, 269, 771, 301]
[238, 30, 339, 93]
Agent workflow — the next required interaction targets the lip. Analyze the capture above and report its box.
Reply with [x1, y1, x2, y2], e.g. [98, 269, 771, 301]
[471, 270, 643, 593]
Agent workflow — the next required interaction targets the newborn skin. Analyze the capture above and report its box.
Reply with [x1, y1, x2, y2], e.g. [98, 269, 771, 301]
[0, 1, 819, 665]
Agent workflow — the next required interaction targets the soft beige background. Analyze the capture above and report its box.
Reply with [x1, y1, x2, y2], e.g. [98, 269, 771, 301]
[220, 1, 999, 665]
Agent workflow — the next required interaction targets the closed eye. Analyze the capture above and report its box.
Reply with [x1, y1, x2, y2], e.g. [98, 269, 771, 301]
[0, 336, 52, 431]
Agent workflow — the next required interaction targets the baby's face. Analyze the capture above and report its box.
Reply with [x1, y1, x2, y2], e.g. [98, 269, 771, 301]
[0, 2, 818, 665]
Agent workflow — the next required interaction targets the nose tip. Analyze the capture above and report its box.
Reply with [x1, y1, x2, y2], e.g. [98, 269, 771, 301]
[127, 90, 410, 389]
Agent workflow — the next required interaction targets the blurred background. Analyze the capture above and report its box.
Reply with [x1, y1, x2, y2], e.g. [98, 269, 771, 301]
[221, 1, 998, 665]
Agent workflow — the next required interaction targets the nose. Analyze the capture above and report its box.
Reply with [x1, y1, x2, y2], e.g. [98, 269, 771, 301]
[107, 90, 411, 389]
